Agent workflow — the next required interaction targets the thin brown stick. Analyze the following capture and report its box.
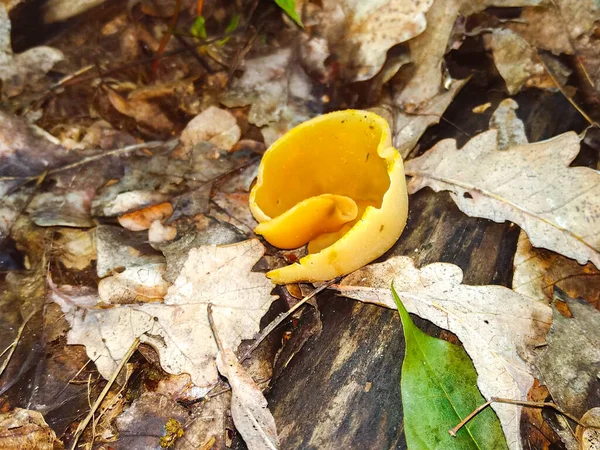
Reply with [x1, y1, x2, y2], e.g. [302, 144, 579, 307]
[206, 304, 224, 352]
[239, 278, 339, 363]
[448, 399, 492, 437]
[69, 337, 140, 450]
[0, 309, 37, 378]
[449, 396, 584, 437]
[0, 140, 173, 182]
[152, 0, 182, 73]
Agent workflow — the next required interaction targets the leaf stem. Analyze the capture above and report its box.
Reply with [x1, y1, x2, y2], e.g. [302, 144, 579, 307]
[449, 396, 583, 437]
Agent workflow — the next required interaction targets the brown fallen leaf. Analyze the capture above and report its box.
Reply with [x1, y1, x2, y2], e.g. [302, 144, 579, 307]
[506, 1, 600, 98]
[336, 256, 551, 450]
[486, 29, 569, 94]
[405, 100, 600, 268]
[0, 408, 63, 450]
[107, 90, 174, 133]
[513, 231, 600, 309]
[0, 5, 63, 97]
[534, 290, 600, 419]
[52, 239, 277, 397]
[310, 0, 434, 82]
[115, 392, 188, 449]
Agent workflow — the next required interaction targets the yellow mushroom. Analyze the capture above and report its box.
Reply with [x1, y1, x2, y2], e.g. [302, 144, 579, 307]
[249, 110, 408, 284]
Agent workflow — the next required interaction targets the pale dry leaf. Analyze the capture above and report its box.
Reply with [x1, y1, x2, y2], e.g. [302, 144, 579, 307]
[336, 256, 551, 450]
[217, 348, 279, 450]
[534, 293, 600, 418]
[405, 101, 600, 268]
[0, 5, 64, 97]
[52, 239, 277, 397]
[312, 0, 434, 82]
[221, 48, 320, 146]
[0, 408, 62, 450]
[179, 106, 241, 153]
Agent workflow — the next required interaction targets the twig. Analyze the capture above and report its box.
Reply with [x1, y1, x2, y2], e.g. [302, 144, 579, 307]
[206, 304, 224, 352]
[239, 278, 339, 363]
[449, 396, 584, 437]
[0, 140, 174, 182]
[0, 309, 37, 378]
[152, 0, 182, 73]
[69, 337, 140, 450]
[535, 49, 597, 127]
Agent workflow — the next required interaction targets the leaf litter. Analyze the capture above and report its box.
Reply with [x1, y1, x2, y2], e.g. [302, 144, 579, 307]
[0, 0, 599, 449]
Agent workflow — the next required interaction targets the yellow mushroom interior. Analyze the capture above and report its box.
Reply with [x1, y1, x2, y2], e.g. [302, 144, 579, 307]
[253, 113, 391, 250]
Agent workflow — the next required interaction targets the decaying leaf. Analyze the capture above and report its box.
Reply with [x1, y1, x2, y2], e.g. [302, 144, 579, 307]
[534, 291, 600, 418]
[392, 287, 507, 450]
[310, 0, 434, 82]
[336, 256, 551, 450]
[0, 408, 63, 450]
[513, 231, 600, 308]
[52, 239, 277, 396]
[405, 101, 600, 268]
[115, 392, 188, 449]
[107, 90, 174, 133]
[0, 5, 63, 97]
[221, 48, 320, 145]
[486, 29, 569, 94]
[217, 348, 279, 450]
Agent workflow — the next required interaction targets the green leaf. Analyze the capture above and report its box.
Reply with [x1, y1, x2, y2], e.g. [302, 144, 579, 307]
[190, 16, 207, 39]
[392, 285, 508, 450]
[273, 0, 303, 27]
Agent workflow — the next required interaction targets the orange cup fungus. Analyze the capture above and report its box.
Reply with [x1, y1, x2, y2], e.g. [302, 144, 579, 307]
[249, 110, 408, 284]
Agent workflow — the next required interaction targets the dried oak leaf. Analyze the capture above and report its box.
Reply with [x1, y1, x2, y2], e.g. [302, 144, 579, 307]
[0, 5, 64, 97]
[405, 101, 600, 269]
[0, 408, 63, 450]
[52, 239, 277, 397]
[336, 256, 551, 450]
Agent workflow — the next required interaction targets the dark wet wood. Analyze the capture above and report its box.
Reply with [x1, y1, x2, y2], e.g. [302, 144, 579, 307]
[265, 85, 590, 450]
